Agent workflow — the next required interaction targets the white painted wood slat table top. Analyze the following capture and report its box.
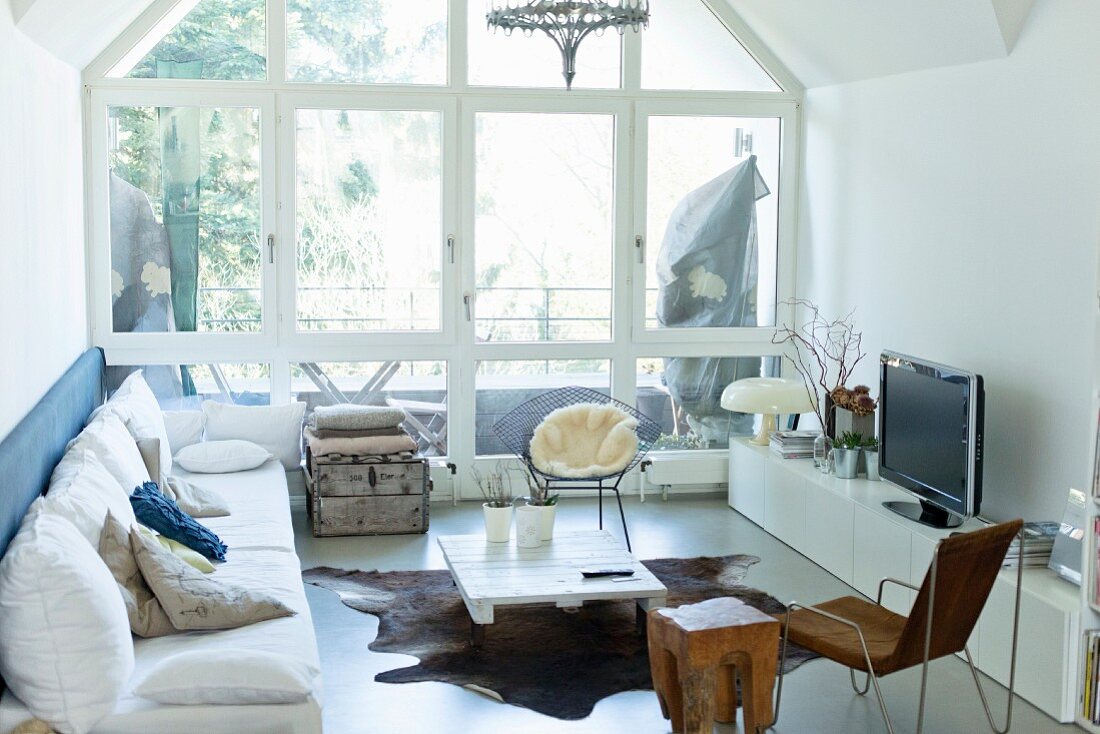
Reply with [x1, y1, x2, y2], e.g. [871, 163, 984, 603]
[438, 530, 668, 626]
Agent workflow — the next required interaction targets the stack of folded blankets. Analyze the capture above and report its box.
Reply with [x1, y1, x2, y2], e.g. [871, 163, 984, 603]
[304, 404, 418, 460]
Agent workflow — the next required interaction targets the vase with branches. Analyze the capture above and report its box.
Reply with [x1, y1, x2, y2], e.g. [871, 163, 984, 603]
[471, 462, 515, 542]
[772, 298, 868, 438]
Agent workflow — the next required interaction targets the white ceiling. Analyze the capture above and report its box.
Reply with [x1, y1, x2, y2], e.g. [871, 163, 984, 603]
[10, 0, 1035, 89]
[717, 0, 1036, 88]
[10, 0, 156, 68]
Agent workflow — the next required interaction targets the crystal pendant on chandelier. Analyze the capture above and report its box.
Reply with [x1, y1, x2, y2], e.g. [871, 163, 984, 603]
[486, 1, 650, 90]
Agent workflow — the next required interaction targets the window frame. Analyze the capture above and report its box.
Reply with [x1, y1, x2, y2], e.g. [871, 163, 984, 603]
[631, 98, 801, 345]
[278, 92, 459, 347]
[88, 88, 279, 353]
[83, 0, 803, 499]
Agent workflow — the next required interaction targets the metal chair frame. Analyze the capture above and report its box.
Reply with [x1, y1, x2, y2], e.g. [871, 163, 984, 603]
[773, 528, 1024, 734]
[492, 386, 662, 553]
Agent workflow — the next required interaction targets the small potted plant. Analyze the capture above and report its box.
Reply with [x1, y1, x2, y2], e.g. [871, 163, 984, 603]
[472, 464, 514, 543]
[833, 431, 863, 479]
[862, 436, 880, 481]
[527, 479, 560, 541]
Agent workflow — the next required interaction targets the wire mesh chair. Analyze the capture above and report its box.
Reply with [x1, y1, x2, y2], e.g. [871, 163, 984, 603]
[493, 386, 662, 551]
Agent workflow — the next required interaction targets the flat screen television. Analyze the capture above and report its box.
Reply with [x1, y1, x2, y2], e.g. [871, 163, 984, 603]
[878, 351, 984, 528]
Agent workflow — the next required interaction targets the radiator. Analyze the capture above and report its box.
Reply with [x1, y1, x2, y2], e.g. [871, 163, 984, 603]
[638, 454, 728, 502]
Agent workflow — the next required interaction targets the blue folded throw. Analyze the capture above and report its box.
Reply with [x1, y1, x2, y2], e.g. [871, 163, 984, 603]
[131, 482, 228, 562]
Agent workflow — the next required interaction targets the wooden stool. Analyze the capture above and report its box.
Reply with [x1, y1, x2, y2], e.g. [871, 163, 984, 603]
[647, 597, 780, 734]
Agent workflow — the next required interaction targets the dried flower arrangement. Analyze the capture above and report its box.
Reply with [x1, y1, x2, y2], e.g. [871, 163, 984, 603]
[773, 298, 868, 432]
[831, 384, 879, 417]
[470, 462, 514, 508]
[521, 471, 559, 507]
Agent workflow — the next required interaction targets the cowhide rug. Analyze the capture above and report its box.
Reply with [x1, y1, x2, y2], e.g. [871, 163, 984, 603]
[303, 555, 817, 720]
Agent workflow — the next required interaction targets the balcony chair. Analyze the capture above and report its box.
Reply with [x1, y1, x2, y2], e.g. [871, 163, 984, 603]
[774, 518, 1024, 734]
[492, 386, 661, 552]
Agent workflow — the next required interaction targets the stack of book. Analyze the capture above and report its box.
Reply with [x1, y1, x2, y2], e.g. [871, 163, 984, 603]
[769, 430, 818, 460]
[1082, 630, 1100, 724]
[1002, 521, 1058, 568]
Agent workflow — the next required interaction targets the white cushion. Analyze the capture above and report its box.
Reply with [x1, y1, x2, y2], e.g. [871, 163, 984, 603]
[174, 440, 273, 474]
[68, 413, 151, 494]
[0, 510, 134, 734]
[202, 401, 305, 470]
[162, 476, 231, 517]
[134, 649, 315, 705]
[41, 448, 137, 547]
[101, 371, 173, 479]
[162, 411, 205, 455]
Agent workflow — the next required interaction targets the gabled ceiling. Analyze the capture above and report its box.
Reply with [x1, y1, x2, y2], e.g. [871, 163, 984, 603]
[10, 0, 157, 68]
[11, 0, 1034, 91]
[716, 0, 1035, 88]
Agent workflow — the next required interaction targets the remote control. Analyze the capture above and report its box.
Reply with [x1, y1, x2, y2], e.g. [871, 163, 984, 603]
[580, 568, 635, 578]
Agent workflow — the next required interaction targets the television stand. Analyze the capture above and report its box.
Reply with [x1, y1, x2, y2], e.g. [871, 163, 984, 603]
[883, 499, 963, 529]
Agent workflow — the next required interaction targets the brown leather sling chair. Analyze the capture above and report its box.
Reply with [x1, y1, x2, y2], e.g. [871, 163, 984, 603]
[774, 519, 1024, 734]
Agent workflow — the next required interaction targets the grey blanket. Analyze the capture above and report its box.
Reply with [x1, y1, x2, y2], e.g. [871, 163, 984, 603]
[309, 404, 407, 431]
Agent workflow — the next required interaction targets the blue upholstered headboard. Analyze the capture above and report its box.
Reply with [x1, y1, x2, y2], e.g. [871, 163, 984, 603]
[0, 348, 105, 557]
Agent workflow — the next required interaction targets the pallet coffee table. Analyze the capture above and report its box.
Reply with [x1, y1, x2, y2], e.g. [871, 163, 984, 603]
[438, 529, 668, 646]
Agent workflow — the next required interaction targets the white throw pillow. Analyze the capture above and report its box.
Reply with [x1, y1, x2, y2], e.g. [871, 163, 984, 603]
[0, 510, 134, 734]
[174, 440, 273, 474]
[162, 476, 231, 517]
[162, 410, 205, 455]
[42, 448, 137, 547]
[202, 401, 306, 470]
[134, 650, 316, 705]
[101, 371, 173, 478]
[68, 413, 151, 494]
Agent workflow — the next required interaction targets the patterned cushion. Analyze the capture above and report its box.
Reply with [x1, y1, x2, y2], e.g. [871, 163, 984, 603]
[130, 528, 293, 631]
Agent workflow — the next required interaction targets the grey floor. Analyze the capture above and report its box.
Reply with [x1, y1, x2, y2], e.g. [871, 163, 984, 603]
[292, 495, 1075, 734]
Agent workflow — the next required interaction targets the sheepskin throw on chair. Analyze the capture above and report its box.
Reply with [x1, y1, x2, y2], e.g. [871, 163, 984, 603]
[529, 403, 639, 479]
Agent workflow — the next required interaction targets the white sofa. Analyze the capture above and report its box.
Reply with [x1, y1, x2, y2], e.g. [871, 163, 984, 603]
[0, 459, 323, 734]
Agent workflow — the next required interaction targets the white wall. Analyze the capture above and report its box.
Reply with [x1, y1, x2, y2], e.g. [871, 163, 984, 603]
[797, 0, 1100, 522]
[0, 3, 87, 438]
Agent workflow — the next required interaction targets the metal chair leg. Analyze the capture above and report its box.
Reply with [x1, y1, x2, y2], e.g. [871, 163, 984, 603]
[850, 668, 870, 695]
[774, 603, 896, 734]
[963, 530, 1023, 734]
[598, 483, 604, 530]
[613, 488, 631, 552]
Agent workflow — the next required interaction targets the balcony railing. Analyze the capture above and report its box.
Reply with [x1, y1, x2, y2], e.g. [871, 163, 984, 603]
[197, 285, 663, 333]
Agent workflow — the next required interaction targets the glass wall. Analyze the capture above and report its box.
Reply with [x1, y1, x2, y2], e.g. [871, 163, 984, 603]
[88, 0, 798, 495]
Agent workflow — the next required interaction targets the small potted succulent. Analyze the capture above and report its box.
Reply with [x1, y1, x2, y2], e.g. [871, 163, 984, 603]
[833, 431, 863, 479]
[862, 436, 880, 481]
[472, 464, 514, 543]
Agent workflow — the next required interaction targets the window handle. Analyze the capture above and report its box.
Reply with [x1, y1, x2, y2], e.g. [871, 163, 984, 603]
[635, 235, 645, 264]
[267, 234, 275, 264]
[463, 293, 473, 322]
[447, 235, 456, 264]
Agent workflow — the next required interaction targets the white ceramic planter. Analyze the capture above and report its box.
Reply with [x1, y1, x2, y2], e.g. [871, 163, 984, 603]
[483, 504, 513, 543]
[536, 504, 557, 541]
[515, 505, 542, 548]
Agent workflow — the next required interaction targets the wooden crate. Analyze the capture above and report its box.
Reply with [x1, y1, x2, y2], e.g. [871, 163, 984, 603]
[306, 450, 430, 537]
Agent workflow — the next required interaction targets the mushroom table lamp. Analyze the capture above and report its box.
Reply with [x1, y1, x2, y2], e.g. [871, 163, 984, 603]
[720, 377, 814, 446]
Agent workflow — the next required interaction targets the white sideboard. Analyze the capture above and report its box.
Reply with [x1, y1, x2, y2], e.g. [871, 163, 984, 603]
[728, 438, 1080, 723]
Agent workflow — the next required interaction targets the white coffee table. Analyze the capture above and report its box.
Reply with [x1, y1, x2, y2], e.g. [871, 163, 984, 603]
[437, 529, 668, 646]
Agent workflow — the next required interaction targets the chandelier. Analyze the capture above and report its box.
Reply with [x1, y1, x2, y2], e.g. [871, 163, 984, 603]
[486, 1, 650, 90]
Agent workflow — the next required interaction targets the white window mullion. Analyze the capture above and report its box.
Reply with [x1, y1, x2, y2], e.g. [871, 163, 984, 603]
[611, 101, 636, 409]
[267, 0, 288, 84]
[450, 0, 470, 91]
[453, 97, 479, 498]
